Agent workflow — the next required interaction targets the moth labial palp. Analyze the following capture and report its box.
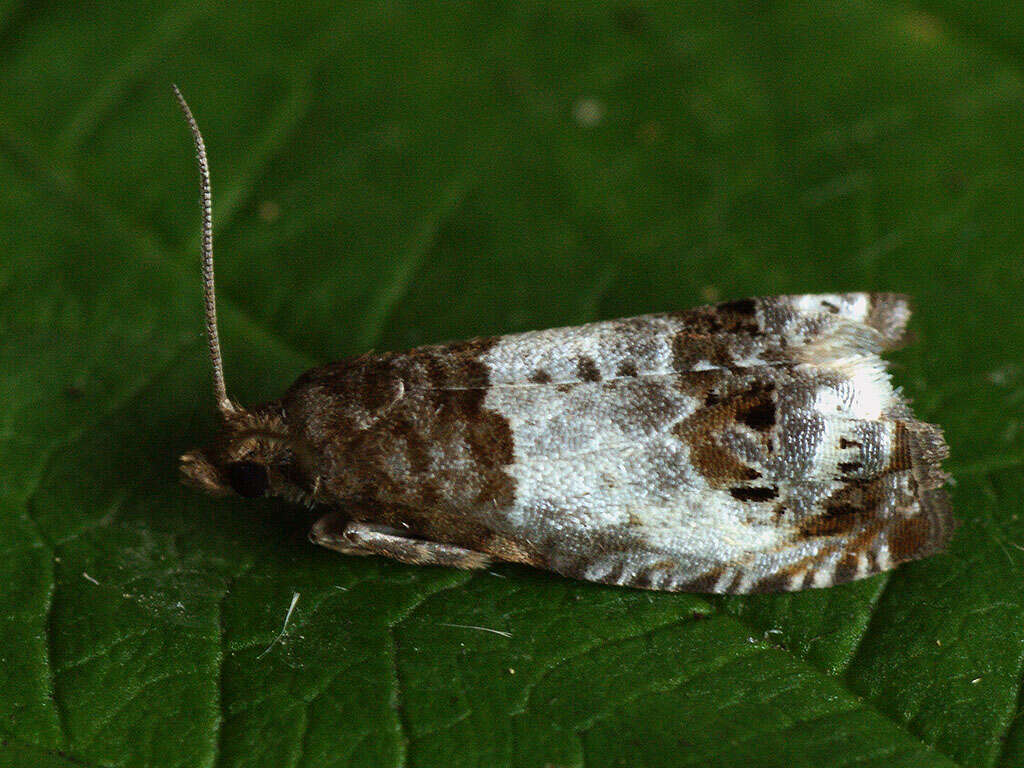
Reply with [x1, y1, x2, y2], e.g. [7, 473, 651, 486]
[174, 88, 955, 594]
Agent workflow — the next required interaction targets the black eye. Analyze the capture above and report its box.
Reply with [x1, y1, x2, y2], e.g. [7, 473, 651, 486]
[228, 461, 269, 498]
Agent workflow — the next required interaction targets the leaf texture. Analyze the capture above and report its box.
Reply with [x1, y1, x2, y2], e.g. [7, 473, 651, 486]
[1, 2, 1023, 767]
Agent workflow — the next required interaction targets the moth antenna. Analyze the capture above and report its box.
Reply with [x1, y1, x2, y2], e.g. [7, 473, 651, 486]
[173, 85, 236, 418]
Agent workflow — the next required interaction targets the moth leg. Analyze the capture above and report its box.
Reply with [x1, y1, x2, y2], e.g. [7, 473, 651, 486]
[309, 512, 491, 569]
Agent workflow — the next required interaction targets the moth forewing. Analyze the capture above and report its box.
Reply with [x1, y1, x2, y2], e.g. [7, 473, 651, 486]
[175, 89, 953, 593]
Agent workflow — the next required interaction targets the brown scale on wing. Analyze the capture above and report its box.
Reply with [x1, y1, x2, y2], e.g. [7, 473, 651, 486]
[887, 421, 913, 472]
[745, 439, 953, 593]
[793, 419, 951, 545]
[576, 356, 602, 382]
[681, 434, 762, 485]
[734, 386, 776, 432]
[669, 298, 762, 335]
[887, 488, 953, 562]
[666, 298, 778, 372]
[284, 335, 518, 552]
[746, 485, 953, 594]
[699, 405, 953, 593]
[864, 293, 913, 348]
[670, 333, 737, 371]
[754, 539, 864, 593]
[657, 304, 949, 592]
[634, 565, 725, 592]
[741, 512, 890, 593]
[616, 360, 639, 377]
[797, 478, 885, 538]
[675, 567, 726, 593]
[671, 376, 778, 487]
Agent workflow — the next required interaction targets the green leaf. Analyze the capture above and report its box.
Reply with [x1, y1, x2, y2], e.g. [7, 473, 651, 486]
[1, 2, 1022, 766]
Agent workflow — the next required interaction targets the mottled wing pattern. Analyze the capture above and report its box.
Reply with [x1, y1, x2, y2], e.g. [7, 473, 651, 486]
[294, 292, 952, 593]
[471, 293, 952, 593]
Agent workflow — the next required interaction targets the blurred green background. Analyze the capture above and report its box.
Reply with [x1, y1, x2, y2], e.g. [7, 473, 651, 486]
[2, 2, 1024, 767]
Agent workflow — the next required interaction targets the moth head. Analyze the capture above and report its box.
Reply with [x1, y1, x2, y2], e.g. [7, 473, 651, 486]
[174, 87, 308, 505]
[179, 405, 303, 500]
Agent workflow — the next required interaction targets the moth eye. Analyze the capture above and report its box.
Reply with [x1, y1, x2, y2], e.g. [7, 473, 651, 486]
[227, 461, 269, 498]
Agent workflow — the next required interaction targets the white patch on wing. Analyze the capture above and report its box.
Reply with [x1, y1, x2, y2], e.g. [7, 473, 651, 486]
[735, 570, 758, 594]
[714, 569, 735, 592]
[812, 561, 836, 588]
[790, 292, 869, 324]
[788, 570, 809, 590]
[856, 551, 870, 578]
[809, 417, 882, 480]
[455, 293, 936, 593]
[876, 541, 892, 570]
[481, 315, 679, 385]
[480, 329, 799, 578]
[812, 356, 896, 421]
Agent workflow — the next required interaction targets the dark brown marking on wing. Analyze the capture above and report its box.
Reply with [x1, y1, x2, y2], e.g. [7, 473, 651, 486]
[465, 402, 516, 505]
[749, 526, 875, 593]
[675, 567, 725, 593]
[666, 298, 772, 372]
[672, 377, 777, 485]
[719, 298, 757, 317]
[828, 517, 886, 587]
[888, 515, 933, 563]
[798, 511, 861, 539]
[629, 569, 655, 590]
[530, 369, 552, 384]
[670, 333, 734, 371]
[577, 357, 602, 382]
[821, 300, 840, 314]
[832, 550, 861, 586]
[797, 478, 884, 538]
[734, 384, 776, 431]
[751, 475, 952, 593]
[887, 485, 955, 564]
[684, 435, 762, 484]
[729, 486, 779, 502]
[284, 335, 517, 553]
[616, 360, 638, 377]
[674, 434, 759, 485]
[813, 516, 887, 589]
[726, 570, 749, 593]
[839, 437, 862, 449]
[750, 570, 793, 593]
[887, 421, 912, 472]
[670, 298, 761, 334]
[749, 552, 827, 594]
[606, 560, 630, 585]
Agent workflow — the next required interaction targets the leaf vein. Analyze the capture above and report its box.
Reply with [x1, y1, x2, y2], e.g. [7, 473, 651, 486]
[387, 626, 409, 768]
[988, 639, 1024, 768]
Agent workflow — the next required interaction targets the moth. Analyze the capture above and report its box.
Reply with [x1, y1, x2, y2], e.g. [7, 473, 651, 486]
[175, 88, 954, 594]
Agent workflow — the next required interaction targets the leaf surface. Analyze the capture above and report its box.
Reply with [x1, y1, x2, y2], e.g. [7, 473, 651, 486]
[1, 2, 1023, 767]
